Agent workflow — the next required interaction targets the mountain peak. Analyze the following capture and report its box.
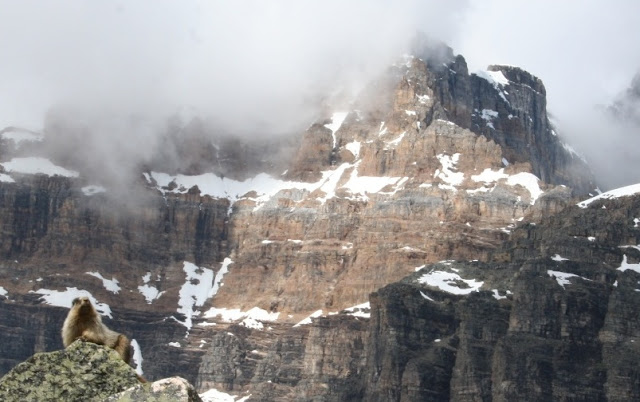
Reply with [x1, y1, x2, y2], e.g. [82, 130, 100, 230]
[487, 64, 546, 96]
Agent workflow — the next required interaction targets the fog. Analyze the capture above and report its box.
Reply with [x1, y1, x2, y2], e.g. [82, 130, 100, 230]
[0, 0, 466, 133]
[454, 0, 640, 190]
[0, 0, 638, 189]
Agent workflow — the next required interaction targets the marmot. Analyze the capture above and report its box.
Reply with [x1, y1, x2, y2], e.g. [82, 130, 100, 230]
[62, 296, 132, 364]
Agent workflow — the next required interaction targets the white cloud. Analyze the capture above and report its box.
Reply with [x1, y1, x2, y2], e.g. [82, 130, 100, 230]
[0, 1, 638, 189]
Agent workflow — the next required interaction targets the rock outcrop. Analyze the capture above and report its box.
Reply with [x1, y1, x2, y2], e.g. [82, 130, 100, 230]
[0, 341, 139, 401]
[0, 341, 205, 402]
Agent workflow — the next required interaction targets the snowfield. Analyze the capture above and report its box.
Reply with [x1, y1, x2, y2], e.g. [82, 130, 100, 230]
[324, 112, 349, 148]
[617, 255, 640, 274]
[471, 168, 542, 204]
[138, 272, 165, 304]
[578, 183, 640, 208]
[147, 155, 409, 208]
[1, 157, 79, 177]
[204, 306, 280, 330]
[176, 262, 215, 331]
[547, 270, 590, 289]
[417, 270, 483, 295]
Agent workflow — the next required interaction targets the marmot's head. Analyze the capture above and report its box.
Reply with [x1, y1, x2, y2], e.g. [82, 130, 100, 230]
[71, 296, 95, 315]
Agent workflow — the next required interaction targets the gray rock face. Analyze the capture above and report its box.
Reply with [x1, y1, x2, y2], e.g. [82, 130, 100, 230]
[360, 194, 640, 401]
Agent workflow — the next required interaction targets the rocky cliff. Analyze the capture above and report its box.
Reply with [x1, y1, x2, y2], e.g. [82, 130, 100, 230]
[0, 40, 630, 400]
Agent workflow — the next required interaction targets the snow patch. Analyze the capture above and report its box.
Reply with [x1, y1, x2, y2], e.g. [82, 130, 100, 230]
[492, 289, 508, 300]
[317, 163, 351, 203]
[341, 164, 406, 201]
[86, 272, 121, 294]
[475, 69, 510, 103]
[176, 262, 215, 331]
[149, 171, 313, 210]
[149, 151, 409, 209]
[2, 157, 79, 177]
[139, 274, 163, 302]
[617, 255, 640, 274]
[435, 153, 464, 191]
[551, 254, 569, 262]
[200, 388, 251, 402]
[385, 132, 405, 149]
[479, 70, 510, 86]
[436, 119, 456, 126]
[379, 122, 387, 136]
[417, 94, 430, 103]
[294, 309, 323, 327]
[481, 109, 499, 129]
[0, 286, 7, 297]
[0, 173, 15, 183]
[343, 302, 370, 318]
[204, 306, 279, 329]
[82, 185, 106, 196]
[405, 110, 416, 116]
[131, 339, 144, 376]
[471, 168, 542, 204]
[345, 141, 361, 159]
[168, 342, 181, 348]
[578, 184, 640, 208]
[324, 112, 348, 148]
[420, 290, 434, 301]
[33, 287, 112, 317]
[417, 270, 483, 295]
[138, 272, 164, 304]
[210, 258, 233, 299]
[547, 270, 589, 288]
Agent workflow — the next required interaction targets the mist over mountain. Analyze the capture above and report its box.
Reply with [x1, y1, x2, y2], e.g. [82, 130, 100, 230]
[557, 73, 640, 190]
[1, 2, 640, 400]
[1, 1, 640, 189]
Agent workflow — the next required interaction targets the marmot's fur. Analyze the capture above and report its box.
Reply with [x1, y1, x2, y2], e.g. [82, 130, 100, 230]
[62, 296, 132, 364]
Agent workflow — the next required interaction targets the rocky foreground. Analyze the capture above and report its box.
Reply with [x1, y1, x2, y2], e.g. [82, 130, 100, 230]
[0, 341, 202, 401]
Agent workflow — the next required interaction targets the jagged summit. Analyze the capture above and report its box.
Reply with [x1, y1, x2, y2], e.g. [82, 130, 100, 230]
[408, 33, 456, 67]
[487, 64, 546, 95]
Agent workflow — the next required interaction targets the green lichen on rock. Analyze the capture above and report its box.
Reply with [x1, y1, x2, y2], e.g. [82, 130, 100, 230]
[0, 341, 139, 402]
[106, 377, 203, 402]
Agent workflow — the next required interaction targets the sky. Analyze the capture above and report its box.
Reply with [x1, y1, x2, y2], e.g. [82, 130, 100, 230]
[0, 0, 638, 189]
